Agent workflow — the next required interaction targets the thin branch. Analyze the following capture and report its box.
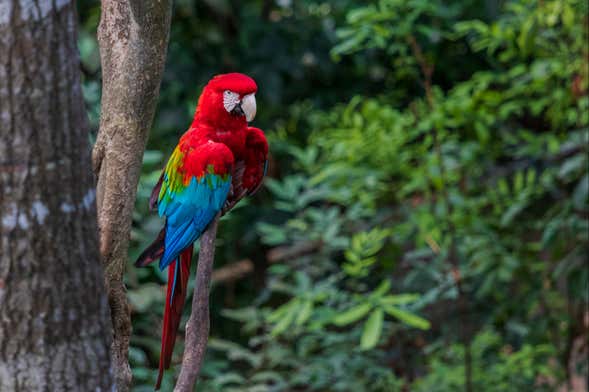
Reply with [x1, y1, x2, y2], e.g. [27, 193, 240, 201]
[211, 240, 323, 284]
[212, 258, 253, 284]
[266, 240, 322, 263]
[174, 215, 220, 391]
[406, 34, 434, 106]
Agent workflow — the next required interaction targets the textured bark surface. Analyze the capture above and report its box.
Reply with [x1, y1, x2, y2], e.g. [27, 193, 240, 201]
[175, 216, 220, 392]
[0, 0, 113, 390]
[94, 0, 172, 389]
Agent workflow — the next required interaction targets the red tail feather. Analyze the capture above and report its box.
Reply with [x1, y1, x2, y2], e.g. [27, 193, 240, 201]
[155, 245, 193, 389]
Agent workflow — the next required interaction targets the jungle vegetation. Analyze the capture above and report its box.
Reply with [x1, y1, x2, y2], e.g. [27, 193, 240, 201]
[76, 0, 589, 390]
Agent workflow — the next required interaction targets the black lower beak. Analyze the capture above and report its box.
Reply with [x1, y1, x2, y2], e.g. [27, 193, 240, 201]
[231, 103, 245, 117]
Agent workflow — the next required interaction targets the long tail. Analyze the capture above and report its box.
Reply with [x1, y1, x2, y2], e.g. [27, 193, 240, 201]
[155, 244, 193, 390]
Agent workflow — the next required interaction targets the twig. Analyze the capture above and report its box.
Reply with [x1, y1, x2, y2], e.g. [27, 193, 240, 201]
[212, 258, 253, 284]
[406, 34, 434, 106]
[174, 215, 220, 391]
[266, 240, 322, 263]
[211, 240, 323, 284]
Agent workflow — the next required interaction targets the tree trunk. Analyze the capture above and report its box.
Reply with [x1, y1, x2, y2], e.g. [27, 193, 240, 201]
[94, 0, 172, 389]
[0, 1, 113, 390]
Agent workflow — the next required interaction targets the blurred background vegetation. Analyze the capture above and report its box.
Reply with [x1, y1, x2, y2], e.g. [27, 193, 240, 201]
[77, 0, 588, 390]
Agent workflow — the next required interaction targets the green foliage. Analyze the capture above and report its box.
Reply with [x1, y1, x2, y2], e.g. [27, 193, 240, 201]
[413, 329, 558, 392]
[344, 228, 391, 276]
[78, 0, 588, 390]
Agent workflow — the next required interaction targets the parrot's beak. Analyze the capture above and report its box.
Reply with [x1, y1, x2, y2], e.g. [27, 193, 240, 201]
[241, 93, 257, 122]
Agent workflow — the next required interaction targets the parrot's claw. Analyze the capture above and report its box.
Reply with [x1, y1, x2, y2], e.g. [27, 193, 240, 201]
[222, 188, 248, 215]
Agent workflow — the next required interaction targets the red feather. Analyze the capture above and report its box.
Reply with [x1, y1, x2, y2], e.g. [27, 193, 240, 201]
[243, 126, 269, 193]
[155, 245, 193, 390]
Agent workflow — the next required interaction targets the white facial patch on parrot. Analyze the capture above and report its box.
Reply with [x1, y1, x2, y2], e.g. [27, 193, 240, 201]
[223, 90, 240, 113]
[241, 93, 257, 122]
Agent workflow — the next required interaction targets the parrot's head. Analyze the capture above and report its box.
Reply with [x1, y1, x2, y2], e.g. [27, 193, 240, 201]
[195, 73, 258, 125]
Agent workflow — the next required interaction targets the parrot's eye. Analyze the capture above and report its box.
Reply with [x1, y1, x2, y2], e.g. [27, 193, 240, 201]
[223, 90, 240, 113]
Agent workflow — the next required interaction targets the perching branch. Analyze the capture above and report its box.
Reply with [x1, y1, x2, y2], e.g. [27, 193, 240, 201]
[174, 215, 221, 391]
[94, 1, 172, 390]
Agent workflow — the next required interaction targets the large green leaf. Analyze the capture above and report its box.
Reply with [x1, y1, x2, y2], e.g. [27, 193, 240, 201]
[295, 300, 314, 326]
[384, 306, 431, 330]
[333, 302, 373, 326]
[361, 308, 384, 350]
[379, 294, 420, 305]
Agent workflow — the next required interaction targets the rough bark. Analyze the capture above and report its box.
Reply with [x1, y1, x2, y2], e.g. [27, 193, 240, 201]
[93, 1, 173, 389]
[0, 0, 113, 390]
[174, 216, 220, 391]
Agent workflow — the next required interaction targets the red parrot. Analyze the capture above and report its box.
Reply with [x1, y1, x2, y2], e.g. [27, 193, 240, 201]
[135, 73, 268, 389]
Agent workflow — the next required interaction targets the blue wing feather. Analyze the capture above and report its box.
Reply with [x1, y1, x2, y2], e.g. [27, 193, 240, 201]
[159, 174, 231, 270]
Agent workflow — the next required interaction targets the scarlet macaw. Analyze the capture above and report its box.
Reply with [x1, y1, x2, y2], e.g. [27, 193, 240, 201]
[135, 73, 268, 389]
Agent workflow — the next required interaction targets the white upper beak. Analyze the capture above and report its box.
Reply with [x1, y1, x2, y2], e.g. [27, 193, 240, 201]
[241, 93, 257, 122]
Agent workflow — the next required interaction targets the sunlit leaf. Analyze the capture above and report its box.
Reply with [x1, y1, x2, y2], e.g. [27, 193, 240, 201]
[384, 306, 431, 330]
[333, 303, 373, 326]
[361, 308, 384, 350]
